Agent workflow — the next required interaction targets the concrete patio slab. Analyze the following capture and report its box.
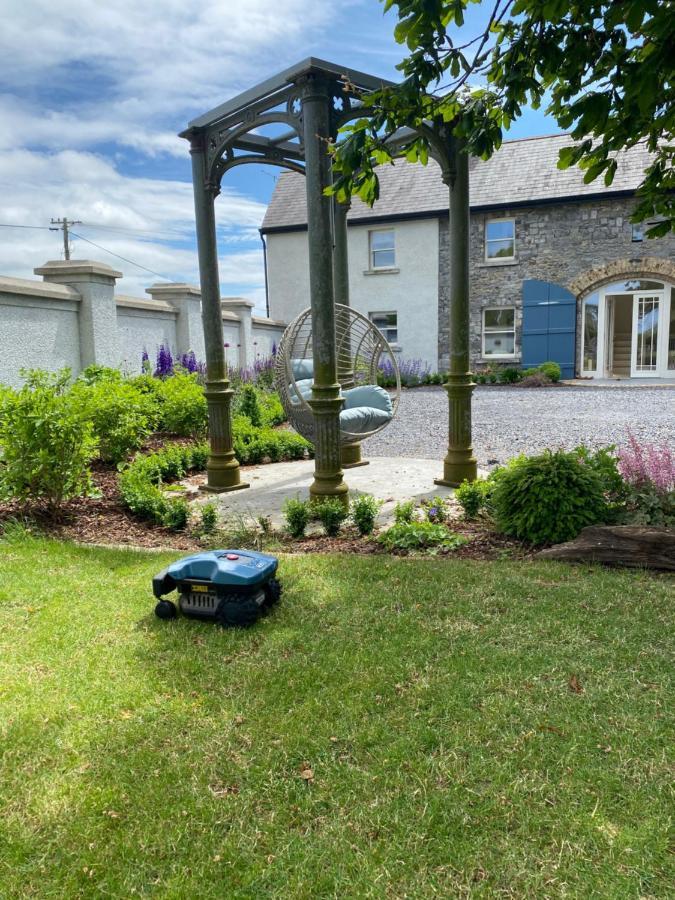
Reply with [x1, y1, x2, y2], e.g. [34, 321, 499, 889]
[193, 457, 475, 528]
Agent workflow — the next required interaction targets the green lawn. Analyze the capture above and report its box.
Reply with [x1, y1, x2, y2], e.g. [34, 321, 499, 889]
[0, 536, 672, 898]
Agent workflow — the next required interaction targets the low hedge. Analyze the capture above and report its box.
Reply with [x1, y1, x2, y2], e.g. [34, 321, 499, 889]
[119, 422, 310, 530]
[232, 415, 311, 465]
[118, 443, 208, 530]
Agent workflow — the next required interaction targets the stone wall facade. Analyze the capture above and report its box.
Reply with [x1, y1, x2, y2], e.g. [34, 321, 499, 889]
[438, 196, 675, 373]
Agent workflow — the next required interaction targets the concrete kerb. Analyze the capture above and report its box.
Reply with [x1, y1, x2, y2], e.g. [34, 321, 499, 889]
[188, 456, 488, 531]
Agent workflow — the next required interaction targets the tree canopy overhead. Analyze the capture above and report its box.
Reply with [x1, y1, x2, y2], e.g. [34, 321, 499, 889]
[331, 0, 674, 236]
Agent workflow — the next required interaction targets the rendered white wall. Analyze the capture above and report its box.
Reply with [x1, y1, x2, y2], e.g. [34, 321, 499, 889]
[266, 217, 440, 368]
[252, 322, 285, 359]
[0, 293, 81, 388]
[117, 309, 178, 374]
[0, 263, 287, 387]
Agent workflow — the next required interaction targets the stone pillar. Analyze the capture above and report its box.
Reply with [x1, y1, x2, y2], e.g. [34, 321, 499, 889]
[34, 259, 121, 370]
[435, 136, 478, 487]
[332, 197, 367, 469]
[300, 74, 348, 505]
[221, 298, 254, 368]
[146, 283, 205, 361]
[189, 134, 248, 493]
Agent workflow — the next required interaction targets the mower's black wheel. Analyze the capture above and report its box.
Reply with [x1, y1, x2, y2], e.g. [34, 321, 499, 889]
[263, 577, 282, 609]
[155, 599, 178, 620]
[215, 594, 261, 628]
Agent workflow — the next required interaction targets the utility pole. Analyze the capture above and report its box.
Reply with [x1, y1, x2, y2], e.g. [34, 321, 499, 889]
[50, 217, 81, 260]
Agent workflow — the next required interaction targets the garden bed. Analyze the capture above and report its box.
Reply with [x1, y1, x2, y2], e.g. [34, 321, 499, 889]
[0, 459, 528, 559]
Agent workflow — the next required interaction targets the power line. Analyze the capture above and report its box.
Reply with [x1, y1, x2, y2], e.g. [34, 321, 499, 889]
[79, 222, 189, 239]
[0, 222, 51, 230]
[69, 231, 170, 281]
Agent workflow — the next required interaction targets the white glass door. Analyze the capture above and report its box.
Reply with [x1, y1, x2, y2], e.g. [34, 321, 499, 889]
[631, 294, 661, 376]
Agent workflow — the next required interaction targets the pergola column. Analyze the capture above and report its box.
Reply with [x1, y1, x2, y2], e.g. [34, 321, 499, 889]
[435, 135, 478, 487]
[333, 197, 367, 469]
[300, 75, 349, 505]
[190, 136, 248, 493]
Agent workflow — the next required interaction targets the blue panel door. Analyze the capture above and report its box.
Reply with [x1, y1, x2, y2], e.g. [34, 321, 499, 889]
[522, 279, 576, 379]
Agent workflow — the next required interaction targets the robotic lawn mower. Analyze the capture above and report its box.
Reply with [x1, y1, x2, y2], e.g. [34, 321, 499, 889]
[153, 550, 281, 627]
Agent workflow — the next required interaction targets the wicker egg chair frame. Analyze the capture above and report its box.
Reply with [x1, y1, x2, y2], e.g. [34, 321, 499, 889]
[274, 304, 401, 446]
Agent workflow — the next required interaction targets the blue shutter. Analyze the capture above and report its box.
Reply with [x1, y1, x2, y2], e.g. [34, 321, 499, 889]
[522, 279, 576, 379]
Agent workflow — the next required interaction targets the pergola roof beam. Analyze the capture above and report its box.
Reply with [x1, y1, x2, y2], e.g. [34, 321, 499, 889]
[183, 57, 393, 133]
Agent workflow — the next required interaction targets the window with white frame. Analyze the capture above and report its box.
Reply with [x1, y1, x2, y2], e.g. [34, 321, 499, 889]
[482, 307, 516, 357]
[369, 311, 398, 344]
[369, 229, 396, 269]
[485, 218, 515, 261]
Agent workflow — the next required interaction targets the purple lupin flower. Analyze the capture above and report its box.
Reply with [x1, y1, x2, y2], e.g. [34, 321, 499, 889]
[154, 342, 174, 378]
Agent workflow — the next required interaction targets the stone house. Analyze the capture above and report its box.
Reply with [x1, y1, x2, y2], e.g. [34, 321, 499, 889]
[261, 134, 675, 380]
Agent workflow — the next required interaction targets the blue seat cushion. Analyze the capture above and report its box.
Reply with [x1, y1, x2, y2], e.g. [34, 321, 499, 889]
[289, 378, 314, 405]
[340, 405, 392, 434]
[342, 384, 393, 415]
[291, 358, 314, 380]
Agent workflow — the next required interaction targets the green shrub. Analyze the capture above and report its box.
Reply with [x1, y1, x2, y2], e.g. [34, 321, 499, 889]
[72, 379, 158, 464]
[258, 390, 285, 426]
[350, 493, 382, 535]
[237, 384, 262, 426]
[538, 361, 562, 383]
[379, 521, 468, 552]
[156, 372, 208, 436]
[474, 373, 487, 385]
[200, 502, 219, 534]
[118, 442, 207, 530]
[455, 478, 493, 518]
[520, 372, 551, 388]
[492, 450, 609, 545]
[0, 369, 98, 510]
[499, 367, 522, 384]
[487, 373, 498, 384]
[574, 445, 626, 500]
[78, 365, 123, 385]
[283, 497, 310, 538]
[313, 498, 349, 537]
[233, 415, 310, 465]
[234, 385, 285, 428]
[393, 499, 415, 524]
[621, 482, 675, 528]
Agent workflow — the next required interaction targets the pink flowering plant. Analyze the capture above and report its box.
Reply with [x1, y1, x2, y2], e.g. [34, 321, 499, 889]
[617, 431, 675, 527]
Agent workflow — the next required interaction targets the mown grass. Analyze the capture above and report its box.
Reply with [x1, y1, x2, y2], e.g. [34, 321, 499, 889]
[0, 534, 672, 898]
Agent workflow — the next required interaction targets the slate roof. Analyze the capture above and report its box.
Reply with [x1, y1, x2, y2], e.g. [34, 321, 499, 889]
[261, 133, 651, 232]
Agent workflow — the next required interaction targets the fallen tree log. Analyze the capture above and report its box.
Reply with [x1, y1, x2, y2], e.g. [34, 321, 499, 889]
[537, 525, 675, 571]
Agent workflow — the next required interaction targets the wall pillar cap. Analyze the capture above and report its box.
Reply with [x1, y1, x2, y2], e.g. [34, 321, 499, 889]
[34, 259, 123, 281]
[221, 297, 255, 310]
[146, 282, 201, 299]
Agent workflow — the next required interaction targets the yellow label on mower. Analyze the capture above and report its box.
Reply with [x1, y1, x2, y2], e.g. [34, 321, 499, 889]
[190, 584, 209, 593]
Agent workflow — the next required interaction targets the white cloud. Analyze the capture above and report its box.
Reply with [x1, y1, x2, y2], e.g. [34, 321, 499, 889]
[0, 0, 364, 309]
[0, 0, 339, 152]
[0, 148, 268, 307]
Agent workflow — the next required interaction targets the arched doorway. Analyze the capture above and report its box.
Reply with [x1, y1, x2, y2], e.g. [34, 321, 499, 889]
[580, 277, 675, 378]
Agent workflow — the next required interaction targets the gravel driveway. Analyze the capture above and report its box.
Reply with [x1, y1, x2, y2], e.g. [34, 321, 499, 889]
[364, 385, 675, 467]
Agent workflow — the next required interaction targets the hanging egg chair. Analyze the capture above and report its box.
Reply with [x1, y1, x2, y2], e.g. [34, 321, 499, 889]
[274, 304, 401, 446]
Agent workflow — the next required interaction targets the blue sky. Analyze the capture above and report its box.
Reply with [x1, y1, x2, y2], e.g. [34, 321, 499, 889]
[0, 0, 559, 312]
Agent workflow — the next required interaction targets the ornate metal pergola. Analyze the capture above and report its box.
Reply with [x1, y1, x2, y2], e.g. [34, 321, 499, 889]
[180, 57, 477, 501]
